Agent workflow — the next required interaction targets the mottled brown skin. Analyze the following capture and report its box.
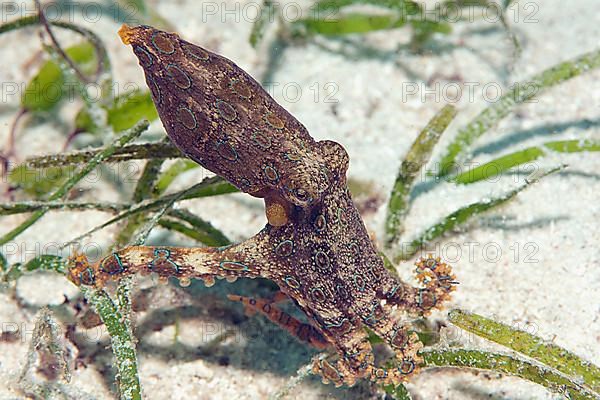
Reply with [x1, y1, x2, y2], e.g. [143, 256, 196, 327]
[68, 25, 457, 387]
[119, 25, 341, 224]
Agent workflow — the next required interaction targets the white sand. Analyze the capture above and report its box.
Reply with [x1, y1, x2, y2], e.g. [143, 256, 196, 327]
[0, 0, 599, 398]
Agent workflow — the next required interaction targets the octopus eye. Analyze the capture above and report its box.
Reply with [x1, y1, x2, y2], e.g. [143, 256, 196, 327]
[287, 186, 315, 206]
[295, 188, 308, 199]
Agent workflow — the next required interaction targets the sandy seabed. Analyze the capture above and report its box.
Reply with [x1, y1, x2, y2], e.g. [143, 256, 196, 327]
[0, 0, 599, 399]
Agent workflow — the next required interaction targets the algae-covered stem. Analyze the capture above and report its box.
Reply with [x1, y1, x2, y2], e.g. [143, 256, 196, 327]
[0, 120, 149, 246]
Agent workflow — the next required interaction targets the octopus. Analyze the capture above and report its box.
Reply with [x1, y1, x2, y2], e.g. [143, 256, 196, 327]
[68, 24, 457, 387]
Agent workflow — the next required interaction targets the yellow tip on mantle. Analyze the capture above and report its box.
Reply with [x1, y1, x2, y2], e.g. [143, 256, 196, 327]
[118, 24, 136, 45]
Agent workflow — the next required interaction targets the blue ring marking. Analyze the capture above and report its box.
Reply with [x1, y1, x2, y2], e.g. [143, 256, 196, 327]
[150, 248, 180, 273]
[285, 151, 302, 161]
[263, 165, 279, 182]
[215, 140, 239, 161]
[371, 300, 385, 321]
[316, 358, 343, 380]
[368, 265, 383, 280]
[183, 42, 209, 61]
[344, 349, 364, 362]
[101, 253, 125, 275]
[390, 329, 408, 348]
[362, 313, 376, 326]
[424, 257, 439, 269]
[418, 288, 437, 308]
[325, 318, 347, 328]
[79, 267, 95, 285]
[166, 63, 192, 89]
[348, 241, 358, 250]
[151, 31, 175, 54]
[353, 274, 366, 292]
[335, 283, 349, 299]
[177, 106, 198, 130]
[147, 77, 162, 104]
[314, 214, 326, 232]
[373, 368, 388, 378]
[363, 301, 384, 326]
[310, 287, 326, 302]
[219, 261, 249, 272]
[314, 250, 330, 270]
[264, 112, 284, 129]
[251, 130, 271, 149]
[275, 240, 294, 257]
[387, 285, 400, 298]
[284, 276, 301, 289]
[324, 318, 351, 334]
[344, 351, 371, 370]
[398, 359, 416, 375]
[133, 45, 153, 67]
[238, 178, 251, 190]
[215, 100, 237, 121]
[229, 78, 251, 99]
[154, 248, 170, 257]
[335, 207, 348, 226]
